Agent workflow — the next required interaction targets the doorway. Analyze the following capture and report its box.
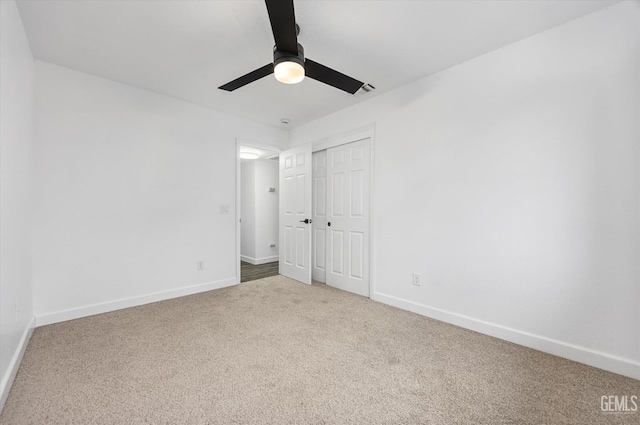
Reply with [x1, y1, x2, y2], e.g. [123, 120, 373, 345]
[237, 142, 281, 283]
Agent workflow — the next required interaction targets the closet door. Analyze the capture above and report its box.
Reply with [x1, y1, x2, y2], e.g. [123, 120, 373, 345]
[325, 139, 370, 296]
[312, 151, 327, 283]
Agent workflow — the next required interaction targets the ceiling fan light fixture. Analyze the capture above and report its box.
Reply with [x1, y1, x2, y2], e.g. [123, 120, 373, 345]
[273, 44, 305, 85]
[274, 60, 305, 84]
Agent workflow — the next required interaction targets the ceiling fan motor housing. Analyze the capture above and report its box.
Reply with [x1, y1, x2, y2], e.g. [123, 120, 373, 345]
[273, 43, 305, 69]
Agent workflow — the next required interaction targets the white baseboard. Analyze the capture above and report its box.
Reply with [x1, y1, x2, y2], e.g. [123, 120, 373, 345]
[35, 278, 239, 327]
[240, 255, 279, 265]
[0, 316, 35, 413]
[372, 291, 640, 381]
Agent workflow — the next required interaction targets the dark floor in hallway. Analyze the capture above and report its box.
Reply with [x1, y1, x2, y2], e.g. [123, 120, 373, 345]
[241, 261, 279, 282]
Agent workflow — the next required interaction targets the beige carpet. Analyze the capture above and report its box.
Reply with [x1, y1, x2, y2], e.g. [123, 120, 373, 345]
[1, 276, 638, 425]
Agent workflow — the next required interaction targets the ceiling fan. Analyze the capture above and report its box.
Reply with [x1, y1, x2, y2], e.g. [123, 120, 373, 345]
[218, 0, 371, 94]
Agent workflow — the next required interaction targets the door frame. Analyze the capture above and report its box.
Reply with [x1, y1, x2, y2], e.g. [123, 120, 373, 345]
[235, 138, 283, 283]
[308, 125, 376, 297]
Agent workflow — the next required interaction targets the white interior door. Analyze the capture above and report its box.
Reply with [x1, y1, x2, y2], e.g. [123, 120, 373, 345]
[279, 144, 313, 284]
[326, 139, 370, 296]
[312, 151, 327, 283]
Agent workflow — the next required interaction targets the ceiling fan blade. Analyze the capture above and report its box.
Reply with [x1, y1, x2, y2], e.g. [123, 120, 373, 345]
[305, 59, 364, 94]
[265, 0, 298, 55]
[218, 64, 274, 91]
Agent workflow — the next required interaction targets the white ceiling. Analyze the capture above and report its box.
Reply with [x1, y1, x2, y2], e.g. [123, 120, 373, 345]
[16, 0, 620, 129]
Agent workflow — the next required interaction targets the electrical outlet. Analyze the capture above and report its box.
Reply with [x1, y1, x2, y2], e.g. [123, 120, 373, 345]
[219, 204, 230, 214]
[197, 260, 204, 271]
[15, 304, 18, 323]
[412, 273, 421, 286]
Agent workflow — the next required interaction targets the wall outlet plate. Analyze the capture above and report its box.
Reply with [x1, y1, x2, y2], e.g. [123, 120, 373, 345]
[197, 260, 204, 271]
[220, 204, 230, 214]
[412, 273, 421, 286]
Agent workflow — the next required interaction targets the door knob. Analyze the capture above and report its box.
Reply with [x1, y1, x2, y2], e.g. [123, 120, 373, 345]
[327, 221, 331, 227]
[299, 218, 312, 224]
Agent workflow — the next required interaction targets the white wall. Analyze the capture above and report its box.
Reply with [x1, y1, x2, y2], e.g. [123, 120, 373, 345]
[241, 161, 256, 261]
[253, 160, 279, 262]
[0, 0, 34, 409]
[32, 61, 288, 325]
[290, 2, 640, 379]
[241, 159, 279, 264]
